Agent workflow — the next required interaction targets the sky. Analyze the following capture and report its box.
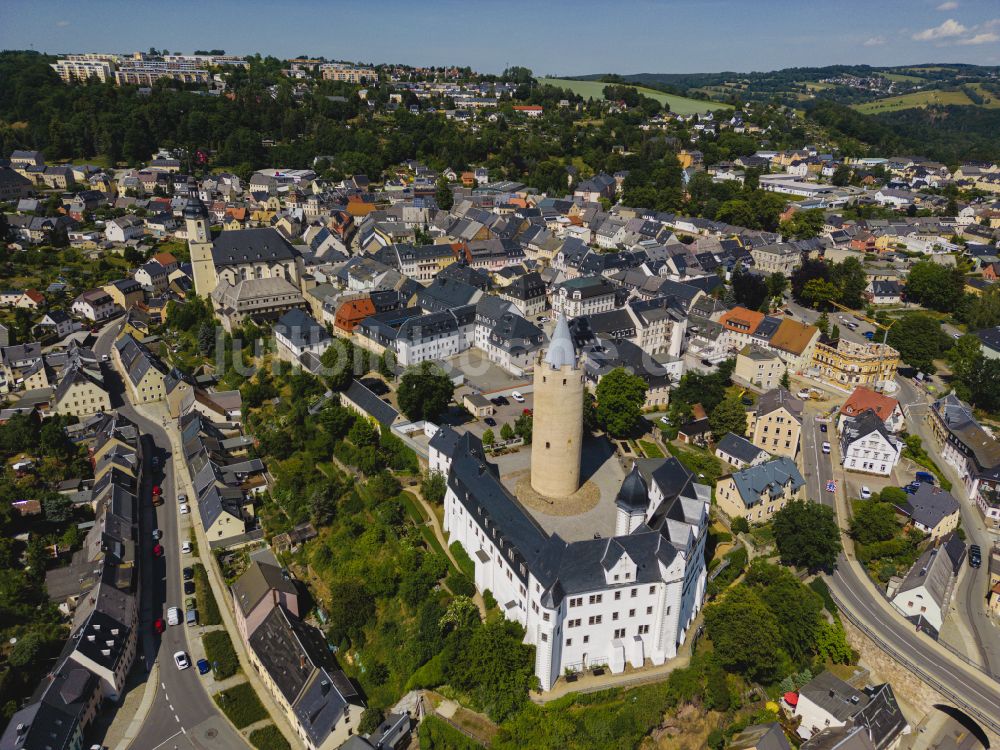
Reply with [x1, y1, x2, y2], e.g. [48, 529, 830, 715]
[2, 0, 999, 74]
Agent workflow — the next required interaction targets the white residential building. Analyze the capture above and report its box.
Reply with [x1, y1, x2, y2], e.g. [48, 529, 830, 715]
[839, 410, 902, 477]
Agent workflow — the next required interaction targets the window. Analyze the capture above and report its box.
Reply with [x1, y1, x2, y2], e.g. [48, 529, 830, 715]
[646, 606, 653, 615]
[612, 612, 619, 621]
[568, 618, 581, 628]
[648, 586, 655, 595]
[629, 609, 635, 617]
[588, 615, 602, 625]
[588, 594, 603, 605]
[543, 613, 550, 622]
[638, 624, 650, 635]
[583, 635, 589, 644]
[631, 588, 638, 598]
[614, 591, 621, 601]
[614, 628, 626, 639]
[566, 638, 572, 647]
[569, 597, 582, 608]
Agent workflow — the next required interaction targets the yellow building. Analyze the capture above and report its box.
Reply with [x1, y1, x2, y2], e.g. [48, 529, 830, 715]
[716, 457, 806, 524]
[811, 339, 900, 390]
[54, 365, 111, 418]
[734, 344, 784, 391]
[746, 388, 804, 459]
[113, 334, 168, 404]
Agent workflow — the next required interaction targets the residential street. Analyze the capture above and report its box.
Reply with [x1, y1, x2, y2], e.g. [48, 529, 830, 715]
[91, 323, 250, 750]
[796, 371, 1000, 738]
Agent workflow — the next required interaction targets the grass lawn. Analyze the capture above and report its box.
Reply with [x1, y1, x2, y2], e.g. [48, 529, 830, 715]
[539, 77, 730, 115]
[214, 682, 268, 728]
[637, 440, 665, 458]
[882, 72, 925, 83]
[853, 88, 974, 114]
[666, 442, 724, 485]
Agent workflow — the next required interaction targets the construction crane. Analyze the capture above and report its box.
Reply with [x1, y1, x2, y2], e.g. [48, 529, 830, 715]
[826, 301, 895, 345]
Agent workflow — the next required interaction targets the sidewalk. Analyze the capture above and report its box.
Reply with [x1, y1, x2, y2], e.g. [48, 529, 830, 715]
[133, 401, 300, 750]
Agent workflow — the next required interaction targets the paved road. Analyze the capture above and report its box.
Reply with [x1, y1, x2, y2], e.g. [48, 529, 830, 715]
[93, 324, 249, 750]
[796, 376, 1000, 737]
[894, 376, 1000, 677]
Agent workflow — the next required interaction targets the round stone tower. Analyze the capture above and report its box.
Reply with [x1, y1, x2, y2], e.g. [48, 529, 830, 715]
[530, 313, 584, 498]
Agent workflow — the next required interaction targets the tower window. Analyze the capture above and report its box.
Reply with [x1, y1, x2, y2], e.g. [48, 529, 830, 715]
[546, 442, 550, 449]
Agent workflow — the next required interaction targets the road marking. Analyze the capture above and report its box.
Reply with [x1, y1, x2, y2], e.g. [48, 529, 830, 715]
[149, 730, 183, 750]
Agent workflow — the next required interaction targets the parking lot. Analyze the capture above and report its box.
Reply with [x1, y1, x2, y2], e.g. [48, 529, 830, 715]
[454, 388, 534, 441]
[442, 348, 531, 395]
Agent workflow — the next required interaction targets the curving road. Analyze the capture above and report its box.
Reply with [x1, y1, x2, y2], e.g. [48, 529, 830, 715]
[93, 323, 249, 750]
[798, 385, 1000, 738]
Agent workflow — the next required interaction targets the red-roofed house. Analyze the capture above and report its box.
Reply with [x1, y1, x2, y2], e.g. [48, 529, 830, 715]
[513, 105, 544, 117]
[838, 386, 904, 433]
[720, 306, 765, 350]
[16, 289, 45, 309]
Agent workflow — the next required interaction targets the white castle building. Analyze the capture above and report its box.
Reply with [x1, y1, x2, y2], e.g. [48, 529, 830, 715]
[431, 421, 710, 691]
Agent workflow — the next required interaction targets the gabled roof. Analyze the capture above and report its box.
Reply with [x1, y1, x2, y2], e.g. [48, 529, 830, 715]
[755, 388, 803, 420]
[769, 318, 818, 356]
[211, 228, 298, 267]
[840, 387, 899, 423]
[717, 432, 768, 464]
[728, 457, 805, 509]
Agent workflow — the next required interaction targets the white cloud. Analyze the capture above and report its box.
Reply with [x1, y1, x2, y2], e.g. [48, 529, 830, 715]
[913, 18, 967, 40]
[936, 1, 958, 10]
[863, 36, 887, 46]
[55, 20, 70, 27]
[958, 31, 1000, 44]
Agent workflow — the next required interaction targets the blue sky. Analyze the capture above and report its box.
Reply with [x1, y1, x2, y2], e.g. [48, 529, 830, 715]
[2, 0, 998, 73]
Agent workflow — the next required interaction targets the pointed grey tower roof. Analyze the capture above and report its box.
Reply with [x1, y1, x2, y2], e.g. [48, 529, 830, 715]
[183, 194, 207, 220]
[543, 313, 577, 369]
[615, 462, 649, 514]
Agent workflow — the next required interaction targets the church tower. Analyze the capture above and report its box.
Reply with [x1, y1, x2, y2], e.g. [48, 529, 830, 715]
[530, 314, 584, 498]
[185, 195, 217, 297]
[614, 462, 650, 536]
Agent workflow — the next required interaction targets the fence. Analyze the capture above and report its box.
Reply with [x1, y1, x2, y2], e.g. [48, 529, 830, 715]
[828, 587, 1000, 737]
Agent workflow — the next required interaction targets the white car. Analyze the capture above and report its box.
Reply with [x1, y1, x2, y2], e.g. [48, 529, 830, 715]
[179, 503, 190, 515]
[167, 607, 180, 626]
[181, 541, 192, 554]
[173, 651, 190, 670]
[953, 332, 961, 339]
[511, 391, 525, 403]
[822, 442, 831, 454]
[659, 416, 670, 425]
[859, 486, 872, 500]
[797, 389, 811, 399]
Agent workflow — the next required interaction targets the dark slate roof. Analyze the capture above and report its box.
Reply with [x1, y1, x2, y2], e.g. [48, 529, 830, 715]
[839, 410, 896, 454]
[896, 484, 959, 531]
[416, 277, 481, 313]
[0, 701, 78, 750]
[730, 722, 792, 750]
[274, 309, 330, 349]
[616, 462, 650, 513]
[799, 671, 870, 722]
[211, 228, 298, 267]
[756, 388, 803, 420]
[730, 458, 805, 510]
[976, 325, 1000, 354]
[343, 379, 399, 427]
[716, 432, 767, 464]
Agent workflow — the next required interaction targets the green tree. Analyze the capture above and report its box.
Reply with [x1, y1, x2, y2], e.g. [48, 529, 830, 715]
[319, 339, 359, 391]
[348, 418, 379, 448]
[420, 471, 447, 504]
[767, 272, 789, 301]
[816, 312, 830, 337]
[780, 369, 791, 390]
[42, 492, 72, 523]
[887, 313, 947, 373]
[704, 585, 786, 683]
[802, 278, 840, 309]
[513, 414, 533, 444]
[831, 164, 852, 187]
[439, 596, 480, 633]
[397, 362, 455, 421]
[772, 500, 842, 572]
[450, 618, 536, 722]
[709, 397, 747, 441]
[732, 267, 769, 310]
[325, 580, 375, 644]
[482, 429, 495, 447]
[500, 423, 515, 441]
[780, 208, 825, 240]
[947, 334, 983, 383]
[967, 357, 1000, 412]
[904, 262, 965, 313]
[850, 499, 899, 545]
[359, 707, 385, 735]
[435, 176, 454, 211]
[594, 368, 648, 438]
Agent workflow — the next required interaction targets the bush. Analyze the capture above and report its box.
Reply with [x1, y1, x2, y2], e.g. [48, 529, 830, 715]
[214, 682, 267, 728]
[731, 517, 749, 534]
[450, 541, 476, 580]
[359, 707, 385, 735]
[193, 563, 222, 626]
[808, 577, 837, 616]
[249, 725, 291, 750]
[203, 630, 239, 679]
[419, 715, 481, 750]
[448, 573, 476, 597]
[482, 589, 497, 610]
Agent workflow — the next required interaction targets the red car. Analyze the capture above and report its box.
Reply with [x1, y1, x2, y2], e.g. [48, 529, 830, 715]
[152, 485, 162, 496]
[153, 544, 163, 558]
[522, 408, 533, 416]
[153, 618, 165, 634]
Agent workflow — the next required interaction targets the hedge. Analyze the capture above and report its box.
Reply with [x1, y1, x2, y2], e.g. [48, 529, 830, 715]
[214, 682, 267, 728]
[202, 629, 239, 679]
[449, 542, 475, 581]
[193, 563, 222, 626]
[419, 715, 483, 749]
[249, 725, 291, 750]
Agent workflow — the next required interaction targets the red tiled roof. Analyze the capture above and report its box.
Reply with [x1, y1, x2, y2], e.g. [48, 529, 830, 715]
[840, 386, 899, 422]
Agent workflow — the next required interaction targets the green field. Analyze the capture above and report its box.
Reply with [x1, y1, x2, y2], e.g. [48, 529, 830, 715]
[853, 88, 974, 114]
[540, 77, 730, 115]
[882, 72, 925, 83]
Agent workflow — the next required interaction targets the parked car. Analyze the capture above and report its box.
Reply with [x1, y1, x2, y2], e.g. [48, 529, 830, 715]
[179, 503, 190, 515]
[173, 651, 190, 670]
[484, 417, 497, 427]
[820, 424, 827, 433]
[152, 544, 163, 558]
[969, 544, 982, 568]
[659, 416, 671, 425]
[178, 493, 188, 504]
[167, 607, 180, 626]
[495, 396, 508, 406]
[152, 485, 162, 496]
[197, 658, 211, 675]
[153, 618, 165, 634]
[511, 391, 525, 403]
[490, 397, 503, 406]
[186, 608, 198, 626]
[915, 471, 935, 484]
[798, 389, 811, 399]
[184, 581, 196, 595]
[152, 529, 162, 540]
[822, 442, 831, 454]
[182, 567, 194, 581]
[859, 486, 872, 500]
[181, 541, 192, 554]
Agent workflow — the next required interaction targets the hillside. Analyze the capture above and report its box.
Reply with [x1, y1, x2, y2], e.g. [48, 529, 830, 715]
[540, 77, 729, 115]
